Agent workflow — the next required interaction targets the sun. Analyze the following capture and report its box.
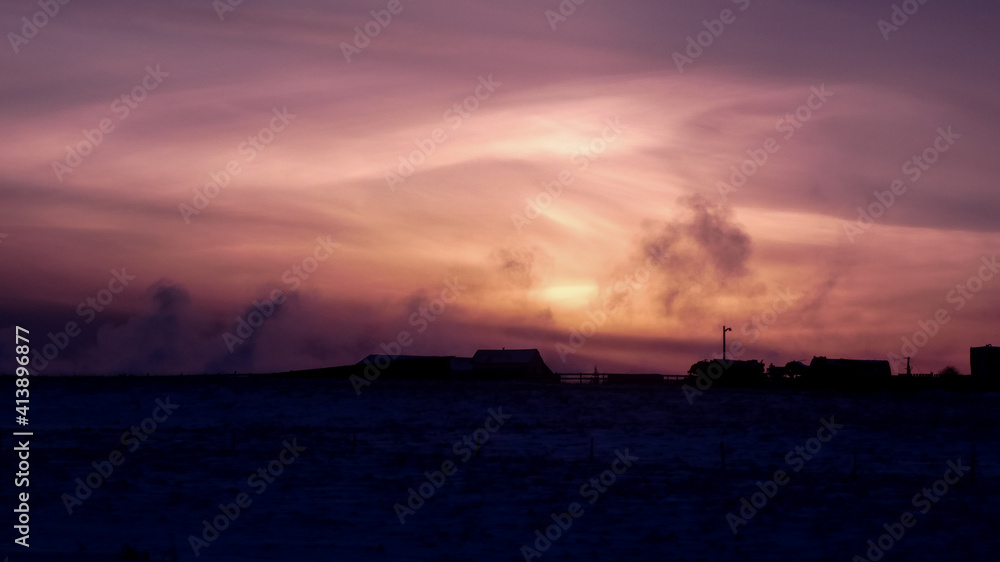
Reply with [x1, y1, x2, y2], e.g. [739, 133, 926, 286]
[535, 283, 599, 308]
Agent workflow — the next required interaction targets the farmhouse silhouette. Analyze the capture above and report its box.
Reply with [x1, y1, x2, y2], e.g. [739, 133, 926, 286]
[284, 340, 1000, 391]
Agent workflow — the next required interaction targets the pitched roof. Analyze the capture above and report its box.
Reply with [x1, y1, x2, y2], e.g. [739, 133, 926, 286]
[809, 357, 891, 376]
[811, 357, 891, 367]
[472, 349, 544, 365]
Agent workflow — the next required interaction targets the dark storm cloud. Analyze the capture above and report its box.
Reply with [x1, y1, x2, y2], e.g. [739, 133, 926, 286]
[619, 195, 754, 317]
[686, 195, 752, 276]
[491, 244, 540, 290]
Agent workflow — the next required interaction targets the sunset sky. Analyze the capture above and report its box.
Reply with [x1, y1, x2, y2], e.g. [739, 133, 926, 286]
[1, 0, 998, 376]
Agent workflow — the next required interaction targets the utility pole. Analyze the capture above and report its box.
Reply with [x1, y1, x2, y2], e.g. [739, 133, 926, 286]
[723, 325, 732, 360]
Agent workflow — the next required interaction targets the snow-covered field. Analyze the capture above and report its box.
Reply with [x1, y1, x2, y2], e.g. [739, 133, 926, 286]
[8, 376, 1000, 561]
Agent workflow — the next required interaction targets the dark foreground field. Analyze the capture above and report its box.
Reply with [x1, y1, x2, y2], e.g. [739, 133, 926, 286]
[4, 376, 999, 561]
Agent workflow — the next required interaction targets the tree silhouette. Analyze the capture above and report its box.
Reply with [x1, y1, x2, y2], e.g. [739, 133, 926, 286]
[937, 366, 962, 377]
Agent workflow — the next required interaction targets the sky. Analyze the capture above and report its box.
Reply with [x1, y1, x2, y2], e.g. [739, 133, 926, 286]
[1, 0, 998, 376]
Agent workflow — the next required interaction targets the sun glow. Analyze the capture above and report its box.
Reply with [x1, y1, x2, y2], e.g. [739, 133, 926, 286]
[536, 283, 599, 307]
